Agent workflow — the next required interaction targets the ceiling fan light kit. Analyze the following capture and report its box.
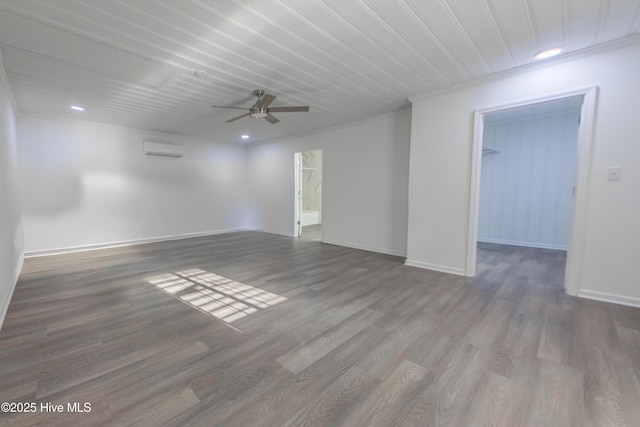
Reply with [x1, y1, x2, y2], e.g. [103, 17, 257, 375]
[212, 89, 309, 125]
[250, 108, 268, 119]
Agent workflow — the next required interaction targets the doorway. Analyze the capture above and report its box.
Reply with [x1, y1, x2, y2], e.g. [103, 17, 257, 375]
[294, 149, 323, 241]
[467, 88, 598, 296]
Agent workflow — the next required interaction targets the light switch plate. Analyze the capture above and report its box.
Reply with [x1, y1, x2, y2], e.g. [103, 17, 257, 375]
[607, 167, 622, 181]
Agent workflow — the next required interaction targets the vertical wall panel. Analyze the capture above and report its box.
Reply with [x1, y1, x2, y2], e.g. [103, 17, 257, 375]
[478, 109, 580, 249]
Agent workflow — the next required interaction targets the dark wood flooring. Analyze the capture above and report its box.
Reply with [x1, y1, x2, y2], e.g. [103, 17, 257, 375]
[1, 233, 639, 426]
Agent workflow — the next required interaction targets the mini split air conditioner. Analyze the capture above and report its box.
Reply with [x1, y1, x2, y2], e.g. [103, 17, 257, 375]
[143, 140, 184, 157]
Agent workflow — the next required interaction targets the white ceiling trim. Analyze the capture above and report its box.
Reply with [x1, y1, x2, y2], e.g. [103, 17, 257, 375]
[438, 0, 492, 74]
[523, 0, 541, 50]
[352, 1, 443, 87]
[397, 0, 471, 80]
[1, 0, 638, 143]
[208, 0, 392, 106]
[408, 32, 640, 104]
[251, 106, 412, 147]
[479, 0, 515, 68]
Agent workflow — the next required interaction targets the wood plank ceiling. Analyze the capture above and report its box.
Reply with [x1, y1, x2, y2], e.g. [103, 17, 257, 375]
[0, 0, 639, 143]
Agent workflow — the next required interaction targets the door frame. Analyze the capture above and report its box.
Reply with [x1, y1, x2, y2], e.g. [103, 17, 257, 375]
[293, 149, 324, 238]
[466, 86, 598, 296]
[293, 152, 302, 237]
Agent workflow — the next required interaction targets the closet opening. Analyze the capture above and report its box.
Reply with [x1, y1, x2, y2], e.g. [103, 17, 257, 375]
[466, 88, 598, 296]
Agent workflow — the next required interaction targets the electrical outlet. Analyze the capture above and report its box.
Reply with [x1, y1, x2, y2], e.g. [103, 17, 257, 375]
[607, 167, 622, 181]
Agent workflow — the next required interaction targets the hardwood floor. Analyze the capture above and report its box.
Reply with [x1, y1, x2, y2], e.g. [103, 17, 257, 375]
[1, 233, 639, 426]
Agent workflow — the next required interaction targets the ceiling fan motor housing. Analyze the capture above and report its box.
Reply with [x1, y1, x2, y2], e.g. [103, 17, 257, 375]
[216, 89, 308, 124]
[250, 107, 268, 118]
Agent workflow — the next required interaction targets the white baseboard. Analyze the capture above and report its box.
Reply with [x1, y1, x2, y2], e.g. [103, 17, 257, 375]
[24, 228, 250, 258]
[0, 255, 24, 331]
[23, 228, 403, 260]
[577, 289, 640, 308]
[477, 238, 568, 251]
[322, 238, 406, 258]
[404, 259, 466, 276]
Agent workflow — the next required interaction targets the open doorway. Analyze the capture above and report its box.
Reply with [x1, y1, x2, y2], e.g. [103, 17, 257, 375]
[294, 149, 322, 241]
[467, 88, 598, 296]
[476, 95, 583, 289]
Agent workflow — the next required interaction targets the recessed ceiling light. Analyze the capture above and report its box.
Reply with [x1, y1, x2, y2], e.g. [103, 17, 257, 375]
[70, 105, 85, 112]
[241, 134, 250, 140]
[535, 47, 562, 60]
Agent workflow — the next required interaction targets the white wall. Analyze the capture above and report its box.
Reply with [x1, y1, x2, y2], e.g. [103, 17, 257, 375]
[247, 110, 411, 256]
[18, 115, 249, 253]
[0, 66, 24, 328]
[407, 40, 640, 304]
[478, 111, 580, 250]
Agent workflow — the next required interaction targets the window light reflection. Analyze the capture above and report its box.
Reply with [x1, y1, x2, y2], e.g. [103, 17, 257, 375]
[146, 268, 286, 323]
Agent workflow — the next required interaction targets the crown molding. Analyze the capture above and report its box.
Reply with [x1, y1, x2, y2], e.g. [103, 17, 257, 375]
[409, 33, 640, 103]
[19, 111, 245, 147]
[250, 107, 412, 147]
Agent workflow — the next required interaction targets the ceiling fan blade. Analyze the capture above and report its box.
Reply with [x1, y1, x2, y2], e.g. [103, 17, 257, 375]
[225, 112, 251, 123]
[268, 106, 309, 113]
[264, 114, 280, 124]
[212, 106, 250, 110]
[255, 93, 276, 109]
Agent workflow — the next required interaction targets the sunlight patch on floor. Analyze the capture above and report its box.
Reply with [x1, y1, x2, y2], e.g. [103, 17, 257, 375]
[147, 268, 287, 323]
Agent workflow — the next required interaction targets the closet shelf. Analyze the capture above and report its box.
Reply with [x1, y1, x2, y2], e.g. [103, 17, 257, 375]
[482, 145, 500, 155]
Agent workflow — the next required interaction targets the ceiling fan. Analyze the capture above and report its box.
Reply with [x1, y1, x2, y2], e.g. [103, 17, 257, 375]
[212, 89, 310, 124]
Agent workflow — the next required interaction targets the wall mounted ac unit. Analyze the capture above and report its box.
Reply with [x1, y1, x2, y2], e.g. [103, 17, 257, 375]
[143, 140, 184, 157]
